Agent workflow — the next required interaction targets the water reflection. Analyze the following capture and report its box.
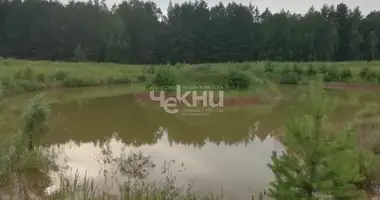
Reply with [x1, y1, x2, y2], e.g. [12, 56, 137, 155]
[43, 94, 285, 147]
[47, 128, 283, 199]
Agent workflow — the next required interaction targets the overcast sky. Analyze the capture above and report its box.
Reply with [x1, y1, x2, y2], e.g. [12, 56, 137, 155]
[60, 0, 380, 16]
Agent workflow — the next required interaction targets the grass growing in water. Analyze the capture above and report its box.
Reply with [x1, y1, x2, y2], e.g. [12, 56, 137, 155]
[0, 94, 58, 200]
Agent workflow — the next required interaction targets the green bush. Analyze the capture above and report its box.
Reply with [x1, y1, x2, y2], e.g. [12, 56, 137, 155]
[281, 65, 291, 75]
[54, 70, 69, 82]
[264, 62, 274, 74]
[292, 63, 303, 75]
[137, 74, 147, 82]
[153, 68, 177, 90]
[269, 80, 365, 200]
[143, 66, 155, 74]
[339, 68, 352, 81]
[223, 69, 251, 90]
[145, 82, 153, 90]
[318, 64, 328, 74]
[0, 77, 16, 94]
[323, 66, 339, 82]
[14, 70, 24, 80]
[35, 73, 46, 83]
[280, 72, 300, 84]
[17, 79, 43, 92]
[359, 67, 376, 81]
[1, 77, 11, 88]
[237, 62, 251, 71]
[174, 63, 183, 70]
[23, 68, 34, 80]
[192, 64, 212, 73]
[307, 64, 317, 76]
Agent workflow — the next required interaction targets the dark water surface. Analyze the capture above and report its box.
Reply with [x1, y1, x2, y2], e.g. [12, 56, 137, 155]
[17, 84, 380, 199]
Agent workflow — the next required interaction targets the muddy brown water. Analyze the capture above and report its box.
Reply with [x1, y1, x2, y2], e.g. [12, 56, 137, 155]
[5, 84, 380, 199]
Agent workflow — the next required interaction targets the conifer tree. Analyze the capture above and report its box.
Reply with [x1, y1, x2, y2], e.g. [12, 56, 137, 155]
[267, 77, 365, 200]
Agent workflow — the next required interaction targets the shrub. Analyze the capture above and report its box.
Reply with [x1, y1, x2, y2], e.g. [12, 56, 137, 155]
[269, 79, 365, 200]
[143, 66, 155, 74]
[174, 63, 183, 70]
[54, 70, 69, 82]
[350, 104, 380, 188]
[1, 77, 11, 88]
[292, 63, 303, 75]
[21, 95, 51, 150]
[137, 74, 147, 82]
[35, 73, 46, 83]
[0, 77, 16, 94]
[23, 68, 34, 80]
[359, 67, 376, 81]
[153, 68, 177, 90]
[281, 65, 291, 75]
[264, 62, 274, 74]
[318, 64, 328, 74]
[17, 79, 43, 92]
[62, 77, 87, 87]
[223, 69, 251, 90]
[280, 72, 300, 85]
[307, 64, 317, 76]
[0, 95, 57, 187]
[14, 70, 24, 80]
[323, 66, 339, 82]
[237, 62, 251, 71]
[339, 68, 352, 81]
[145, 82, 153, 90]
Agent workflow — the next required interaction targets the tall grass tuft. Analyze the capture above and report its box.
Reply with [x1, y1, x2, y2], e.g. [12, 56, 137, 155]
[0, 94, 57, 199]
[20, 94, 50, 151]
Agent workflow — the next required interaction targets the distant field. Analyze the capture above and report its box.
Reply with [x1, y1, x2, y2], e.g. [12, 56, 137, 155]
[1, 58, 380, 75]
[0, 58, 144, 80]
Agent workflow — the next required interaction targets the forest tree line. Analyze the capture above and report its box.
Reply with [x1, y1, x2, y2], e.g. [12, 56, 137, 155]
[0, 0, 379, 64]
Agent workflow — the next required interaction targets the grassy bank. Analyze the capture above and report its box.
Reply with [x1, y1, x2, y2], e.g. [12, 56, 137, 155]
[1, 59, 380, 99]
[0, 59, 143, 96]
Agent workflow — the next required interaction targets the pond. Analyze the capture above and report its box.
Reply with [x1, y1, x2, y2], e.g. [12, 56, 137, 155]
[5, 84, 380, 199]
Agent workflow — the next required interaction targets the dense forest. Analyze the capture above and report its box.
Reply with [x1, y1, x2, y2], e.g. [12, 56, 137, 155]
[0, 0, 379, 64]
